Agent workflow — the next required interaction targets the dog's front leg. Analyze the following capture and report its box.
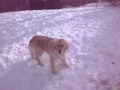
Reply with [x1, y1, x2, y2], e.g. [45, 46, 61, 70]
[61, 55, 69, 68]
[50, 56, 58, 75]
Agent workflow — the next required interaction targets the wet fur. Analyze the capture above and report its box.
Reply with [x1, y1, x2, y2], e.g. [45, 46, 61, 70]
[28, 35, 69, 75]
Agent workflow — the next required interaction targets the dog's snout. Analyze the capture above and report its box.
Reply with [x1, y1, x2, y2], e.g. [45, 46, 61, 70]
[58, 50, 61, 54]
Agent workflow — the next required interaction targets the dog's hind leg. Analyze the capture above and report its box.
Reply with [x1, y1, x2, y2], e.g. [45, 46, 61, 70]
[30, 51, 35, 59]
[35, 50, 44, 66]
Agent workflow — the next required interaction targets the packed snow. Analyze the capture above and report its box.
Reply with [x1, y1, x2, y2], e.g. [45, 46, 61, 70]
[0, 3, 120, 90]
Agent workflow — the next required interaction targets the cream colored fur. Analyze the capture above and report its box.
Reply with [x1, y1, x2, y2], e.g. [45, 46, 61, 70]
[28, 35, 69, 75]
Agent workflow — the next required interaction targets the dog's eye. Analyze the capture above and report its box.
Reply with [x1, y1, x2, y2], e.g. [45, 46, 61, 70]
[61, 45, 64, 47]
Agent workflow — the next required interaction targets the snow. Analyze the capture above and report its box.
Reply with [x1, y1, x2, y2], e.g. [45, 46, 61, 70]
[0, 3, 120, 90]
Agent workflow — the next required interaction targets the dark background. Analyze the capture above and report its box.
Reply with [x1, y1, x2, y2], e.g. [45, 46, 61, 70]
[0, 0, 119, 13]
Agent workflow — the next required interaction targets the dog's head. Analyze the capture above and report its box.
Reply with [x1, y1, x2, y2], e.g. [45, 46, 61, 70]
[49, 39, 69, 54]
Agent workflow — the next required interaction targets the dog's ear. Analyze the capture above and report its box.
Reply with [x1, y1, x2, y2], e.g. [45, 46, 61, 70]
[65, 41, 69, 50]
[60, 39, 69, 51]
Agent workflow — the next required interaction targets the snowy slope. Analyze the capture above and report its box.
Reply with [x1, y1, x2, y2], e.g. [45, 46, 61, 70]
[0, 3, 120, 90]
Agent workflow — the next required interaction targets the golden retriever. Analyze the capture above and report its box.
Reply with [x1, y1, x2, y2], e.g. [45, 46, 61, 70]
[28, 35, 69, 75]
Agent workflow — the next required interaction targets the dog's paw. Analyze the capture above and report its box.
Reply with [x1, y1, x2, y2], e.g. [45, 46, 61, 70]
[38, 62, 44, 66]
[52, 71, 58, 75]
[66, 65, 70, 68]
[40, 63, 44, 67]
[65, 64, 70, 68]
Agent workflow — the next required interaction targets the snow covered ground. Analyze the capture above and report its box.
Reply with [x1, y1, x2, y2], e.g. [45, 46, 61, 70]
[0, 3, 120, 90]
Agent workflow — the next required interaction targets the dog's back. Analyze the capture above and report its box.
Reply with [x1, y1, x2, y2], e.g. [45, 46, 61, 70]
[28, 35, 53, 53]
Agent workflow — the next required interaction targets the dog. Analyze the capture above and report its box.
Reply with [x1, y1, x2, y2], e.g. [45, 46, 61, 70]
[28, 35, 69, 75]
